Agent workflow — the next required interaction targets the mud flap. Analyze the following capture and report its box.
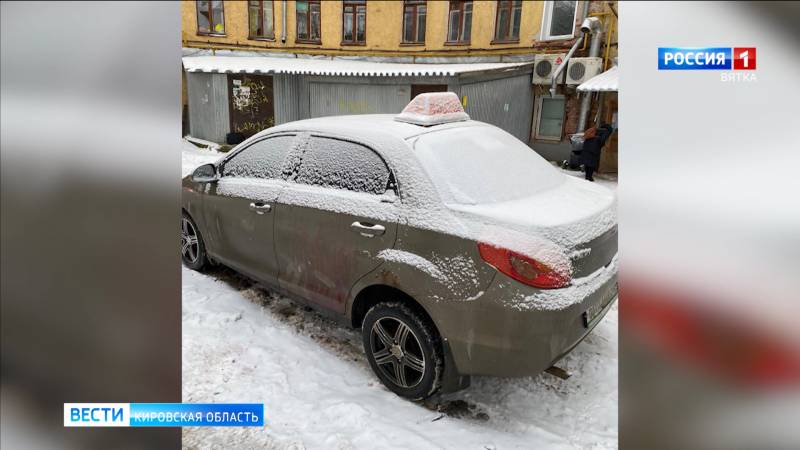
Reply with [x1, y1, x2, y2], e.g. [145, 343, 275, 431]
[439, 338, 471, 394]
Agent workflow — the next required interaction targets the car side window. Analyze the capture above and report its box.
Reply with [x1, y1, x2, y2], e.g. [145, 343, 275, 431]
[294, 137, 391, 195]
[221, 135, 295, 179]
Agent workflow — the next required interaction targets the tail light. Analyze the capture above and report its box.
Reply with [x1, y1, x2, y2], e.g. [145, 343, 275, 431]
[623, 281, 800, 387]
[478, 243, 570, 289]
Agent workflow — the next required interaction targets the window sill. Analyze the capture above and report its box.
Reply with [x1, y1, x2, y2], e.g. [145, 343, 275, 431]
[534, 136, 563, 143]
[341, 41, 366, 46]
[400, 42, 425, 47]
[249, 36, 276, 42]
[491, 39, 520, 45]
[197, 32, 227, 38]
[444, 41, 471, 46]
[295, 39, 322, 45]
[539, 35, 576, 42]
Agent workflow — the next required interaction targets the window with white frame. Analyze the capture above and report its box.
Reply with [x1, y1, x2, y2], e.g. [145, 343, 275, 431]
[534, 96, 566, 140]
[540, 0, 578, 41]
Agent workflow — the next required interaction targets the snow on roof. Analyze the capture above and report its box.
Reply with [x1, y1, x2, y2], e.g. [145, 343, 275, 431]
[577, 66, 618, 92]
[182, 55, 531, 77]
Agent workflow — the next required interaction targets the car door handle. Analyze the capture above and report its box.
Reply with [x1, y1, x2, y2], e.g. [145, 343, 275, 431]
[350, 221, 385, 237]
[249, 202, 272, 214]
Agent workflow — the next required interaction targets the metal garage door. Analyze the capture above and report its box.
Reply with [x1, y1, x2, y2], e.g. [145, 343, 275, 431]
[460, 74, 534, 142]
[186, 72, 230, 143]
[309, 82, 410, 118]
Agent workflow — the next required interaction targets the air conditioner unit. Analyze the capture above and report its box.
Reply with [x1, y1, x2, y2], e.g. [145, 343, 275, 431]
[566, 57, 603, 85]
[531, 54, 567, 84]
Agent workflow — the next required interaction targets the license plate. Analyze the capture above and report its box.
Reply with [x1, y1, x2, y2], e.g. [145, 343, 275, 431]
[582, 282, 618, 328]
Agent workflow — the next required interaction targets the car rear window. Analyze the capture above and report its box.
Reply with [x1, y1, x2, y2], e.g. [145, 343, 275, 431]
[413, 126, 564, 204]
[294, 137, 390, 195]
[222, 135, 295, 179]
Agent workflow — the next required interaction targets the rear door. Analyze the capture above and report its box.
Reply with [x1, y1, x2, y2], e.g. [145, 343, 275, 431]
[203, 134, 297, 285]
[274, 135, 399, 314]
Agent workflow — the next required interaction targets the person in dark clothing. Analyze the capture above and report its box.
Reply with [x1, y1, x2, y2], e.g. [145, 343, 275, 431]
[581, 123, 614, 181]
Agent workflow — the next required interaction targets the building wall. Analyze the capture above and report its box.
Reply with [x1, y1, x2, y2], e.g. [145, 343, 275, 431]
[182, 1, 590, 57]
[182, 1, 619, 172]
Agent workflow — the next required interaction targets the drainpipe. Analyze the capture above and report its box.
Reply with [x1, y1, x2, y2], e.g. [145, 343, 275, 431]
[281, 0, 287, 43]
[577, 24, 604, 131]
[549, 17, 601, 98]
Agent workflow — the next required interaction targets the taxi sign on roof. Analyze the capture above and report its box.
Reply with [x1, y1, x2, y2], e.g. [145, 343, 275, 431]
[394, 92, 470, 126]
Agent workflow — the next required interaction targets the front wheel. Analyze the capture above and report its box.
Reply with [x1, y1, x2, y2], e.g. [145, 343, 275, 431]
[181, 212, 207, 270]
[362, 302, 443, 400]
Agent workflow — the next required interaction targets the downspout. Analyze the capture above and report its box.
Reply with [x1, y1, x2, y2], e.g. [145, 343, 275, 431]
[549, 17, 601, 98]
[281, 0, 287, 43]
[577, 22, 604, 131]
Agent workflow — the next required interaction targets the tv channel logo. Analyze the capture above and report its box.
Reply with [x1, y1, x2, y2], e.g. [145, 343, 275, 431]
[658, 47, 756, 70]
[64, 403, 265, 427]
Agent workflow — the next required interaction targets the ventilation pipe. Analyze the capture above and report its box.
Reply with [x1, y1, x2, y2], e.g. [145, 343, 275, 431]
[549, 17, 602, 98]
[281, 0, 287, 43]
[577, 23, 604, 132]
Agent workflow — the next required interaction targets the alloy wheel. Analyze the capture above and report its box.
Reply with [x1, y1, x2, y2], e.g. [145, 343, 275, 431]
[181, 217, 200, 264]
[370, 317, 426, 388]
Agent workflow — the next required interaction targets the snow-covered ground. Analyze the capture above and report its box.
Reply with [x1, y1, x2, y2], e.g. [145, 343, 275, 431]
[181, 141, 618, 449]
[181, 139, 223, 177]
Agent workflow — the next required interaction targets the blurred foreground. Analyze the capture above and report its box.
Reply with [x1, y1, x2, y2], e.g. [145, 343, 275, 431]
[1, 3, 181, 449]
[620, 2, 800, 449]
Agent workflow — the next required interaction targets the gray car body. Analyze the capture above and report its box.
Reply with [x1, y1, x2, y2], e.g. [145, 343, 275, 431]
[182, 115, 617, 390]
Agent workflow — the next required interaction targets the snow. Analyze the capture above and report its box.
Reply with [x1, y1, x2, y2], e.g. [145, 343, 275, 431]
[413, 126, 564, 205]
[217, 178, 284, 204]
[181, 139, 223, 178]
[182, 55, 531, 77]
[577, 66, 619, 93]
[295, 136, 390, 195]
[375, 250, 486, 301]
[557, 165, 618, 192]
[376, 249, 445, 281]
[394, 92, 470, 126]
[507, 254, 619, 311]
[182, 266, 618, 449]
[222, 135, 295, 180]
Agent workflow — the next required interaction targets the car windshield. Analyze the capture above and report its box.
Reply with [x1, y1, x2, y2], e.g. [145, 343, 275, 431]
[413, 126, 564, 205]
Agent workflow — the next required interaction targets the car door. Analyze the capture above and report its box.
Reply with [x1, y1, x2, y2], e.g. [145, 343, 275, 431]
[274, 135, 399, 314]
[202, 134, 297, 286]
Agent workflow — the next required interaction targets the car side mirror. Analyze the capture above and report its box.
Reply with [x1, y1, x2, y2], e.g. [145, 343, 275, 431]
[192, 163, 218, 183]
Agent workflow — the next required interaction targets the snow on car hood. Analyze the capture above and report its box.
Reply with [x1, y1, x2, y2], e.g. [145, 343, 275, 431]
[447, 176, 617, 250]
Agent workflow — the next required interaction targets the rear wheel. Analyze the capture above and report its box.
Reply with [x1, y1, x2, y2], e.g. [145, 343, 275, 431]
[362, 302, 443, 400]
[181, 212, 207, 270]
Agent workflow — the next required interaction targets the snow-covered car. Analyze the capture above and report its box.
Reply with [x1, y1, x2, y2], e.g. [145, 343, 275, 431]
[181, 93, 618, 400]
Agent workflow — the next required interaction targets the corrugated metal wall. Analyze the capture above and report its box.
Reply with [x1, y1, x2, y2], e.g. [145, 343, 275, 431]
[308, 82, 411, 118]
[273, 74, 308, 125]
[186, 72, 230, 142]
[187, 71, 535, 146]
[459, 74, 534, 142]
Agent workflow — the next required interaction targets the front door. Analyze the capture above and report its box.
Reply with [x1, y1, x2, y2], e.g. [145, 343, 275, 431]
[274, 135, 399, 313]
[203, 134, 297, 285]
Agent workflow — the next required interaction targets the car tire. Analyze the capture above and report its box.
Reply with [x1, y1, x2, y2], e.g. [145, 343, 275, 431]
[181, 212, 207, 271]
[362, 302, 443, 400]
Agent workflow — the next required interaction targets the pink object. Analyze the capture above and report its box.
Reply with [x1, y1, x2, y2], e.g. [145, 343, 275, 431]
[394, 92, 470, 126]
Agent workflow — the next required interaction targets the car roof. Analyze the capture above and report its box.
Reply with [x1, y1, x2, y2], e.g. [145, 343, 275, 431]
[263, 114, 489, 142]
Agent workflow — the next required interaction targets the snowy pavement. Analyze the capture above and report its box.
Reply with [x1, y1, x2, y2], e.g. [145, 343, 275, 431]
[182, 266, 617, 450]
[181, 141, 618, 449]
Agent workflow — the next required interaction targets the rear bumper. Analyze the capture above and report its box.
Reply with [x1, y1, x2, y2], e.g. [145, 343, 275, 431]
[436, 257, 617, 377]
